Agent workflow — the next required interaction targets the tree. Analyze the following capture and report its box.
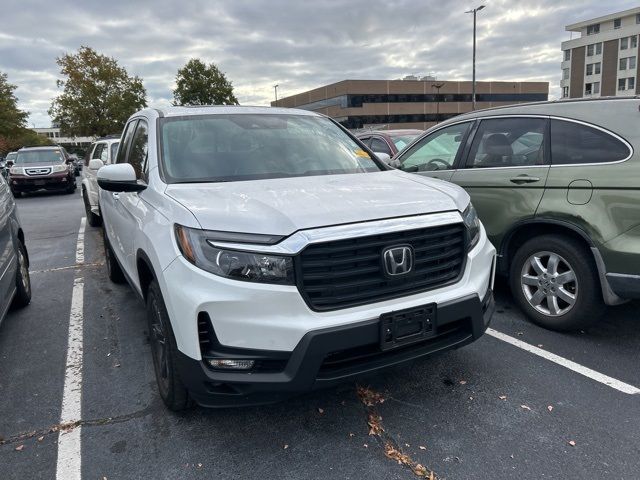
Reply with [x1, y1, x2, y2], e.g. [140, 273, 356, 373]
[0, 72, 51, 156]
[49, 46, 147, 138]
[173, 59, 239, 106]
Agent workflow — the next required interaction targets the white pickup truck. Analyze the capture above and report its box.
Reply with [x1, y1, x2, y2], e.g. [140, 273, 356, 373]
[96, 106, 496, 410]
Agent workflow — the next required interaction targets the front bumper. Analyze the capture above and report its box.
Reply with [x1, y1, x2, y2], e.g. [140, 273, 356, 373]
[10, 172, 71, 191]
[179, 289, 494, 407]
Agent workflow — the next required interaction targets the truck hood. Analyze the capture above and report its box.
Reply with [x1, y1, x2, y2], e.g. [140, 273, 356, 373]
[164, 170, 469, 236]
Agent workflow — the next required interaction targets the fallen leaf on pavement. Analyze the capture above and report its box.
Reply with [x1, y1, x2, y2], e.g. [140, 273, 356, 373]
[520, 405, 531, 411]
[15, 444, 24, 451]
[357, 385, 385, 406]
[568, 440, 576, 447]
[419, 446, 427, 450]
[459, 380, 467, 385]
[37, 436, 44, 442]
[317, 408, 324, 414]
[499, 395, 507, 400]
[547, 405, 553, 412]
[283, 444, 288, 449]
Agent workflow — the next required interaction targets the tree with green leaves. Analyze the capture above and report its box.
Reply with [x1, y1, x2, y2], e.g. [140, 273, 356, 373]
[0, 71, 50, 156]
[49, 46, 147, 138]
[173, 59, 239, 106]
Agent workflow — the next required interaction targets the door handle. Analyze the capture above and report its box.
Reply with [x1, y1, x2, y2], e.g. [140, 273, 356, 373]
[112, 192, 120, 200]
[510, 175, 540, 184]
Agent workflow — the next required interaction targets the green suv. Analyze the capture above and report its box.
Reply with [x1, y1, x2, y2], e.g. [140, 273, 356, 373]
[392, 97, 639, 331]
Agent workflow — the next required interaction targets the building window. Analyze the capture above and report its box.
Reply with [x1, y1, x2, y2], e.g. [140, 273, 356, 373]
[631, 56, 637, 69]
[585, 82, 599, 95]
[593, 82, 600, 94]
[564, 50, 571, 62]
[629, 77, 636, 91]
[585, 83, 593, 95]
[614, 18, 621, 29]
[619, 78, 626, 91]
[632, 36, 638, 49]
[586, 23, 600, 35]
[562, 86, 569, 98]
[620, 57, 628, 70]
[586, 64, 593, 76]
[595, 62, 601, 74]
[596, 43, 602, 55]
[587, 44, 594, 56]
[621, 37, 628, 50]
[562, 68, 570, 80]
[637, 13, 640, 24]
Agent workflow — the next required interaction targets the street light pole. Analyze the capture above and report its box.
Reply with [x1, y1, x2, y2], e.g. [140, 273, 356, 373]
[273, 84, 279, 107]
[465, 5, 485, 110]
[432, 82, 445, 124]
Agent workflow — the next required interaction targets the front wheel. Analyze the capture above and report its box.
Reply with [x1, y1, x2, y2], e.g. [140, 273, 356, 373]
[147, 280, 192, 411]
[510, 234, 605, 331]
[83, 190, 102, 227]
[12, 241, 31, 308]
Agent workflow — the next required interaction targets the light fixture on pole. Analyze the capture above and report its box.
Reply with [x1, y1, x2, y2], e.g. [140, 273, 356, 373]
[431, 82, 445, 124]
[465, 5, 485, 110]
[273, 84, 279, 107]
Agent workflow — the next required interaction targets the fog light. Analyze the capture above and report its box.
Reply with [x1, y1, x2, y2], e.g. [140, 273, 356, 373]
[207, 359, 255, 370]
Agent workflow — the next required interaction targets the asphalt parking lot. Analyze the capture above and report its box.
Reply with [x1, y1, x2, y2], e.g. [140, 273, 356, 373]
[1, 181, 639, 480]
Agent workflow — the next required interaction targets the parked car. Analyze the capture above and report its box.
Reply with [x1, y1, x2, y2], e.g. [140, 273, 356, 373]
[2, 152, 16, 181]
[8, 146, 77, 197]
[0, 169, 31, 324]
[97, 106, 496, 410]
[81, 136, 120, 226]
[69, 154, 82, 176]
[391, 97, 640, 331]
[356, 129, 423, 157]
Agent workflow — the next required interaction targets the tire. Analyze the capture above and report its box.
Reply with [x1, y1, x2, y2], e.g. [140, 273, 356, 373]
[83, 190, 102, 227]
[12, 241, 31, 309]
[103, 228, 126, 284]
[147, 280, 192, 411]
[509, 234, 605, 331]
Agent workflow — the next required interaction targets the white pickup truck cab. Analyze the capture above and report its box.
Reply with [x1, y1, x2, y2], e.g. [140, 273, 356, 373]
[97, 106, 496, 410]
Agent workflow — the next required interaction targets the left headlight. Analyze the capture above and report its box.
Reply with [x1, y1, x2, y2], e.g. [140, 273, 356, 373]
[9, 166, 23, 175]
[462, 203, 481, 251]
[52, 164, 67, 173]
[174, 224, 295, 285]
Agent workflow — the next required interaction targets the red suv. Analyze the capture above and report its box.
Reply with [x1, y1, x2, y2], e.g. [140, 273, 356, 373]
[8, 146, 77, 197]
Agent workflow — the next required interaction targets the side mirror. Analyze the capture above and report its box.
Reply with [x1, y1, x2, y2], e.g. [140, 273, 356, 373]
[88, 159, 104, 171]
[97, 163, 146, 192]
[375, 152, 392, 164]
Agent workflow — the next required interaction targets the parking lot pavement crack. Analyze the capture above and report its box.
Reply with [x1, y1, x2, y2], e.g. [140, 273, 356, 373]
[0, 405, 153, 447]
[356, 385, 438, 479]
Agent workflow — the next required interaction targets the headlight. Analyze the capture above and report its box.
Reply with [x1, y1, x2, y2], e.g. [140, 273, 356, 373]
[52, 164, 67, 173]
[9, 167, 23, 175]
[462, 203, 481, 251]
[174, 225, 294, 285]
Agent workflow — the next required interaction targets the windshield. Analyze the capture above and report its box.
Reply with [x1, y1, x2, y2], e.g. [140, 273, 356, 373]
[110, 142, 119, 162]
[160, 114, 383, 183]
[391, 135, 420, 152]
[16, 149, 64, 164]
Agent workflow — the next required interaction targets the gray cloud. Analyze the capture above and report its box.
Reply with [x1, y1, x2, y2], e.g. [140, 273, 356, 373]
[1, 0, 637, 126]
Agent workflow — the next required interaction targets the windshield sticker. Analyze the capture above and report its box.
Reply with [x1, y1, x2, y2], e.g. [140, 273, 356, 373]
[354, 149, 370, 158]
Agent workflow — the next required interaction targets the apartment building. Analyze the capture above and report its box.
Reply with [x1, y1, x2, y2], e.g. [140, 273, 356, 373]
[272, 79, 548, 130]
[561, 7, 640, 98]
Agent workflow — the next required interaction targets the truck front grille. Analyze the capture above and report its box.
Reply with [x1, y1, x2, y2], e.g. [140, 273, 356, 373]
[296, 223, 466, 311]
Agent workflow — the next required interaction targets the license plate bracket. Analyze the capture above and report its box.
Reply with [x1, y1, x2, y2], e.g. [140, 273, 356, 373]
[380, 304, 436, 351]
[34, 180, 46, 186]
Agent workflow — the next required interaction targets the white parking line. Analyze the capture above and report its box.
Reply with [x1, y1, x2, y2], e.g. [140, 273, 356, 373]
[75, 217, 85, 265]
[56, 218, 86, 480]
[486, 328, 640, 395]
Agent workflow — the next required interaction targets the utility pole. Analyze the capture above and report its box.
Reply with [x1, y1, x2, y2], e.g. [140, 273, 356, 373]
[273, 84, 279, 107]
[432, 82, 445, 124]
[465, 5, 485, 110]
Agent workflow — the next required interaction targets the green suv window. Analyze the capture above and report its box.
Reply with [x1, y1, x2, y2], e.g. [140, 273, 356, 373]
[466, 117, 547, 168]
[550, 119, 630, 165]
[399, 122, 471, 172]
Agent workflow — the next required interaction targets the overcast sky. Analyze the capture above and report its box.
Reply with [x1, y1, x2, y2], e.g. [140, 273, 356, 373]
[1, 0, 637, 127]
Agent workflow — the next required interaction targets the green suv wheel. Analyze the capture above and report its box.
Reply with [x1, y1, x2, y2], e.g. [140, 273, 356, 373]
[510, 234, 605, 331]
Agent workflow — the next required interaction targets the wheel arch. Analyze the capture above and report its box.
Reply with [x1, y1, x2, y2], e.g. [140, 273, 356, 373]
[136, 249, 158, 301]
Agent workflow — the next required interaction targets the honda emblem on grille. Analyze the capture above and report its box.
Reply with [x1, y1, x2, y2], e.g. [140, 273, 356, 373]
[382, 245, 414, 276]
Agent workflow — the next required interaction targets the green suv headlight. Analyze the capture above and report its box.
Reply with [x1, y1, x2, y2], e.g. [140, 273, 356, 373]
[174, 225, 294, 285]
[462, 203, 481, 251]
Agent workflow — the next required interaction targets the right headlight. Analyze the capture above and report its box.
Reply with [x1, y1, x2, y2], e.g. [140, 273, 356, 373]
[462, 203, 481, 251]
[51, 164, 67, 173]
[174, 224, 295, 285]
[9, 166, 23, 175]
